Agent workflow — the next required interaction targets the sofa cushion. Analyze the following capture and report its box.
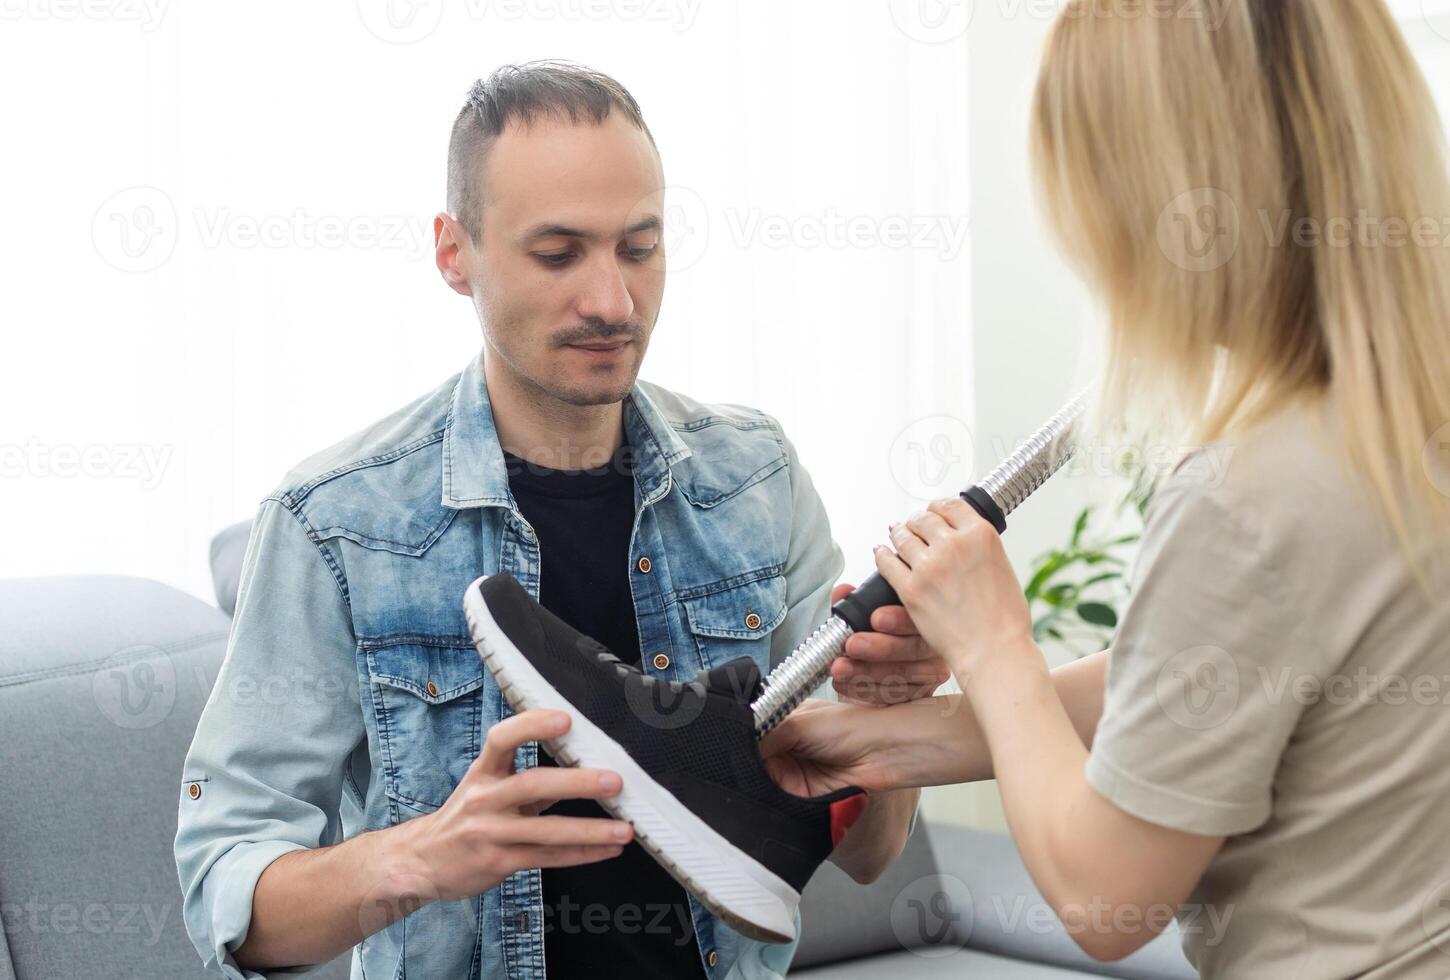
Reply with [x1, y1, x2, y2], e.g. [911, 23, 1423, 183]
[794, 819, 946, 968]
[208, 519, 253, 616]
[796, 946, 1115, 978]
[792, 820, 1195, 979]
[923, 824, 1196, 980]
[0, 575, 350, 979]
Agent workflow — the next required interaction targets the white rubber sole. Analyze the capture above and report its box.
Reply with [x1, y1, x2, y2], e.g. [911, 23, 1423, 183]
[463, 576, 800, 945]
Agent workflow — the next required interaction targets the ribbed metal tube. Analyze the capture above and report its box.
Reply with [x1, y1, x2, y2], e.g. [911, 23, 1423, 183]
[750, 616, 853, 735]
[751, 389, 1091, 736]
[977, 388, 1090, 518]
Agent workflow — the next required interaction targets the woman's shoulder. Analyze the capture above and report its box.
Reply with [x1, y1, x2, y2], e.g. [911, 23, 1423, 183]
[1152, 399, 1399, 574]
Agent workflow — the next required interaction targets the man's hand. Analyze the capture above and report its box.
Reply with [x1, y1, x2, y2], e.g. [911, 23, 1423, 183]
[391, 708, 636, 903]
[828, 573, 951, 705]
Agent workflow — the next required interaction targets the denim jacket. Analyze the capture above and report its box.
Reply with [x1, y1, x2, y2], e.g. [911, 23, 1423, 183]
[174, 350, 845, 980]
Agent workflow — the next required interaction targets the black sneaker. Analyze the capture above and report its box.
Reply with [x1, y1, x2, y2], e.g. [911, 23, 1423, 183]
[463, 572, 864, 944]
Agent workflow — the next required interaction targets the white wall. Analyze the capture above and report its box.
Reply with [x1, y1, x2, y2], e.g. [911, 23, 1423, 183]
[921, 0, 1450, 833]
[0, 2, 970, 606]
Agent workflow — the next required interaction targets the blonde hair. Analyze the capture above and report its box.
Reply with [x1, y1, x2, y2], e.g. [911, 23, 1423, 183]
[1031, 0, 1450, 557]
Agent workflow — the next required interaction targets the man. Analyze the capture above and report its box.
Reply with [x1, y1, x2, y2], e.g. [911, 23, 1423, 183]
[175, 62, 941, 979]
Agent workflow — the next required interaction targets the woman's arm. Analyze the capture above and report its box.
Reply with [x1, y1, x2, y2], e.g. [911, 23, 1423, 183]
[759, 649, 1108, 795]
[875, 498, 1223, 962]
[965, 639, 1222, 961]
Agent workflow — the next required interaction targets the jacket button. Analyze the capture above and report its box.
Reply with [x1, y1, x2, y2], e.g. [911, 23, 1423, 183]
[187, 783, 201, 800]
[707, 950, 718, 967]
[426, 680, 439, 697]
[637, 556, 652, 573]
[744, 612, 762, 630]
[652, 653, 671, 670]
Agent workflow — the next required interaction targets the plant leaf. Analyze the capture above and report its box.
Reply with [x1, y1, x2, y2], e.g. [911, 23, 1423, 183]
[1076, 602, 1119, 628]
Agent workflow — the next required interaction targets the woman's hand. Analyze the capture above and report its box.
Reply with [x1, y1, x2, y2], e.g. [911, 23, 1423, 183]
[827, 582, 952, 704]
[758, 700, 895, 797]
[875, 497, 1038, 682]
[757, 696, 983, 797]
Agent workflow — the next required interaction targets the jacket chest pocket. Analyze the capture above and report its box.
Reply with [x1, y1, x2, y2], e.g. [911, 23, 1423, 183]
[679, 572, 787, 674]
[364, 639, 487, 814]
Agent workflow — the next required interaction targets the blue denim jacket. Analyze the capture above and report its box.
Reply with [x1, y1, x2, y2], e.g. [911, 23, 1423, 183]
[174, 350, 845, 980]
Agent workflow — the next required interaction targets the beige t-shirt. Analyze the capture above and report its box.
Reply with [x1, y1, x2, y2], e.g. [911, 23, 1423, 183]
[1085, 400, 1450, 979]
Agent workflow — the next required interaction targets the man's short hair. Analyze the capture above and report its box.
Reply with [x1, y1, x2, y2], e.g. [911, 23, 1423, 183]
[446, 60, 657, 243]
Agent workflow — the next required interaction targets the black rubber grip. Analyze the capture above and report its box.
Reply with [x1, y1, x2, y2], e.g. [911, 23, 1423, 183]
[831, 572, 900, 632]
[963, 485, 1007, 534]
[829, 486, 1008, 634]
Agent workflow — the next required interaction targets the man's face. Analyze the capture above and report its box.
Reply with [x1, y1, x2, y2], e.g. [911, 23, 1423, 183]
[469, 112, 666, 406]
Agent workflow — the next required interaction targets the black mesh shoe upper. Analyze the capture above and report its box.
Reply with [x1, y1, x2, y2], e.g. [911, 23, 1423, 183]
[478, 573, 863, 893]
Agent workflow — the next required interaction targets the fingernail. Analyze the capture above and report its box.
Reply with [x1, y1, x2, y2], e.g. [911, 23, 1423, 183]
[600, 773, 622, 793]
[613, 823, 633, 841]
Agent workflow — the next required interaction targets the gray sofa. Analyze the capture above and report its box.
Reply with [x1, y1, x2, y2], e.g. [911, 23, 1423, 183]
[0, 530, 1196, 979]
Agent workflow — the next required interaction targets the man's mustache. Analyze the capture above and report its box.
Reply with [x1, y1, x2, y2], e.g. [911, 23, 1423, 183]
[553, 319, 645, 347]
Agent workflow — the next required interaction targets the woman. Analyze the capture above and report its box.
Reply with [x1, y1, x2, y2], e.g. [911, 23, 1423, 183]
[763, 2, 1450, 976]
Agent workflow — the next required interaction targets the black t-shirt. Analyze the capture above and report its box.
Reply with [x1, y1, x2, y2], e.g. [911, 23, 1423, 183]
[502, 445, 704, 979]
